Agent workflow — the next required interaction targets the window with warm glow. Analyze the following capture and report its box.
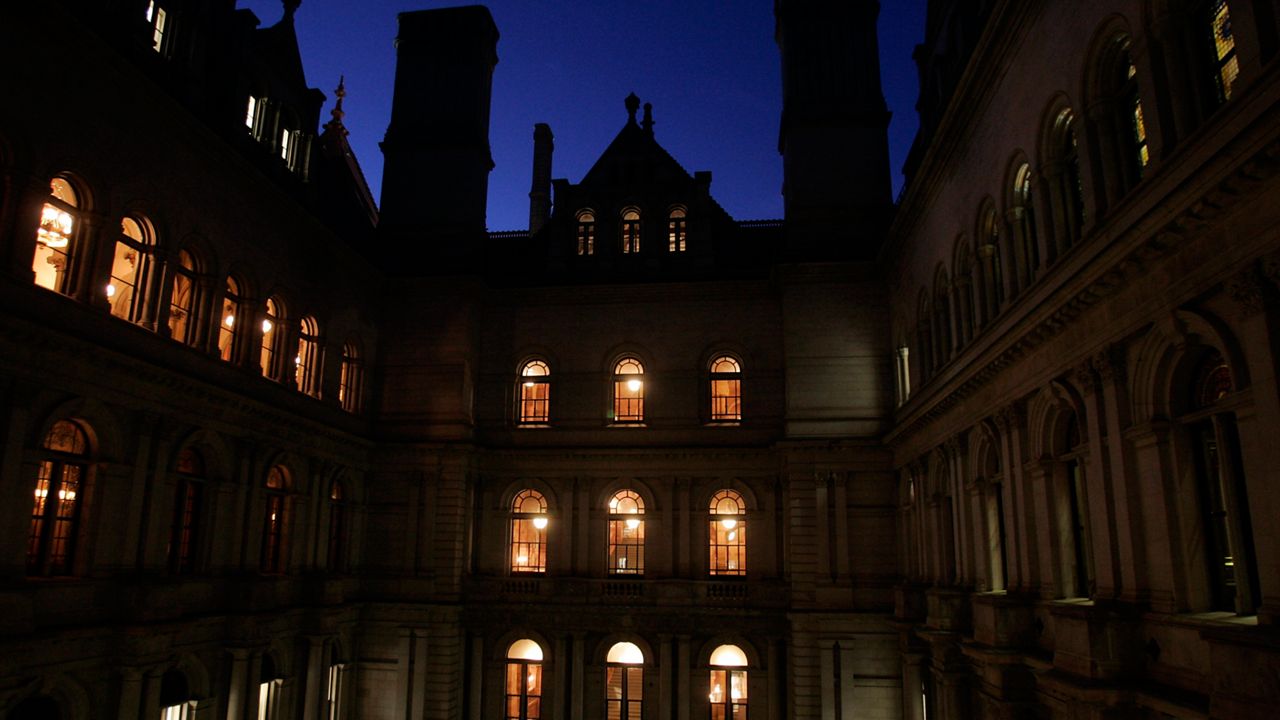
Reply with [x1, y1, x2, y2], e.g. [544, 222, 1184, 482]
[608, 489, 645, 575]
[668, 207, 687, 252]
[606, 642, 644, 720]
[510, 489, 548, 573]
[28, 420, 89, 576]
[708, 644, 748, 720]
[576, 210, 596, 256]
[258, 656, 281, 720]
[145, 1, 169, 54]
[108, 216, 155, 325]
[339, 342, 364, 413]
[260, 297, 283, 379]
[32, 177, 80, 293]
[612, 357, 645, 423]
[158, 668, 191, 720]
[1013, 163, 1039, 277]
[621, 209, 641, 254]
[518, 360, 551, 424]
[219, 277, 242, 362]
[709, 489, 746, 576]
[506, 640, 544, 720]
[1208, 0, 1238, 103]
[260, 466, 289, 573]
[1123, 54, 1150, 173]
[709, 356, 742, 421]
[168, 250, 197, 345]
[245, 96, 259, 132]
[280, 128, 292, 163]
[296, 316, 322, 397]
[328, 480, 346, 572]
[168, 447, 204, 574]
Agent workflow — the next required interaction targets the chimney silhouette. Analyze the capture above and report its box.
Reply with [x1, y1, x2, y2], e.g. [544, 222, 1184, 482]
[528, 123, 553, 233]
[379, 6, 498, 264]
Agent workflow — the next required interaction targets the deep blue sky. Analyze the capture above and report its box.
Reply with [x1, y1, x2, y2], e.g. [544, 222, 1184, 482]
[239, 1, 925, 231]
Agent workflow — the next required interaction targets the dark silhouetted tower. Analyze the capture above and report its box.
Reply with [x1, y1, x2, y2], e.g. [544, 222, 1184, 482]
[528, 123, 553, 233]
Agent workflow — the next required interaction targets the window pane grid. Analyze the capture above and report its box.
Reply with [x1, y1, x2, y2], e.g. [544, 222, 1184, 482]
[510, 489, 549, 573]
[1210, 0, 1238, 101]
[709, 489, 746, 576]
[506, 661, 542, 720]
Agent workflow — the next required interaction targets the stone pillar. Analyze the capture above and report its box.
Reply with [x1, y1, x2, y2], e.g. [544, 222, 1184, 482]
[226, 649, 251, 720]
[117, 667, 144, 720]
[659, 635, 674, 720]
[1094, 348, 1142, 602]
[468, 635, 483, 720]
[819, 639, 836, 720]
[677, 636, 691, 720]
[571, 633, 585, 719]
[838, 644, 858, 717]
[302, 637, 324, 720]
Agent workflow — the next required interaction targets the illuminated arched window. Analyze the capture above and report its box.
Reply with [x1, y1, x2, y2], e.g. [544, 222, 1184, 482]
[1013, 164, 1040, 284]
[168, 447, 205, 574]
[612, 357, 644, 423]
[159, 668, 191, 720]
[28, 420, 89, 576]
[510, 489, 548, 573]
[168, 250, 198, 346]
[260, 297, 284, 380]
[33, 177, 81, 294]
[1120, 47, 1149, 177]
[1207, 0, 1238, 103]
[709, 356, 742, 422]
[506, 640, 544, 720]
[709, 489, 746, 576]
[219, 277, 242, 362]
[606, 642, 644, 719]
[296, 316, 322, 397]
[621, 209, 641, 254]
[145, 2, 170, 55]
[708, 644, 748, 719]
[518, 360, 551, 424]
[108, 216, 156, 325]
[328, 479, 347, 572]
[668, 207, 687, 252]
[608, 489, 645, 575]
[260, 466, 289, 573]
[576, 210, 596, 256]
[339, 342, 364, 413]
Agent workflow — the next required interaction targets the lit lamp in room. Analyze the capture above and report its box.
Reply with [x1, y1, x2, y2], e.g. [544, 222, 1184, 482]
[626, 378, 642, 392]
[721, 518, 737, 530]
[38, 205, 72, 248]
[532, 515, 548, 530]
[625, 517, 640, 530]
[225, 314, 235, 327]
[262, 319, 273, 334]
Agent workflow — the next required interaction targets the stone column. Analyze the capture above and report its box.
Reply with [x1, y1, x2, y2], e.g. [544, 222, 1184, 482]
[677, 636, 691, 720]
[302, 636, 324, 720]
[1094, 348, 1142, 602]
[571, 633, 585, 719]
[226, 649, 251, 720]
[117, 667, 144, 720]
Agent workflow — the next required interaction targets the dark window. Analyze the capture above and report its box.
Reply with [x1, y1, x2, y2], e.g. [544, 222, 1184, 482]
[168, 447, 205, 574]
[260, 466, 289, 573]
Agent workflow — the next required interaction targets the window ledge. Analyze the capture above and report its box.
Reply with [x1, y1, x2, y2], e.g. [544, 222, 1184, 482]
[516, 423, 552, 429]
[608, 422, 647, 428]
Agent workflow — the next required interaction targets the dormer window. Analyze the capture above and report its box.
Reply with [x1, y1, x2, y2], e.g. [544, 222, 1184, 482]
[576, 211, 596, 256]
[145, 2, 169, 54]
[668, 207, 687, 252]
[621, 209, 641, 254]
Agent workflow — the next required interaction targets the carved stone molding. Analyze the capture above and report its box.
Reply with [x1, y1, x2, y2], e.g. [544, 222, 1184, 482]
[1091, 345, 1126, 385]
[1225, 266, 1268, 317]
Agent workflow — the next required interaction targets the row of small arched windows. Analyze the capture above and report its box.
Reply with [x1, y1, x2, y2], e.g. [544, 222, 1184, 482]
[31, 175, 365, 412]
[25, 419, 351, 579]
[518, 355, 742, 425]
[575, 206, 688, 256]
[904, 1, 1250, 396]
[507, 487, 747, 576]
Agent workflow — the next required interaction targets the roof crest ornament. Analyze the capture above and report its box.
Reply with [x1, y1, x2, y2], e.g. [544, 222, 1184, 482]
[625, 92, 640, 125]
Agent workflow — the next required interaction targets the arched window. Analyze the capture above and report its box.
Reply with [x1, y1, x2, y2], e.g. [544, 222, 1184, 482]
[1185, 350, 1259, 613]
[518, 360, 551, 424]
[33, 177, 81, 294]
[709, 489, 746, 576]
[168, 447, 205, 574]
[608, 489, 645, 575]
[612, 357, 645, 423]
[1050, 109, 1086, 249]
[621, 209, 641, 254]
[1013, 164, 1040, 287]
[218, 277, 242, 363]
[339, 342, 364, 413]
[159, 668, 191, 720]
[505, 640, 544, 720]
[576, 210, 596, 256]
[1207, 0, 1239, 103]
[296, 316, 322, 397]
[260, 466, 289, 573]
[933, 272, 953, 362]
[168, 250, 198, 346]
[510, 489, 548, 573]
[328, 479, 347, 572]
[978, 444, 1008, 592]
[258, 654, 282, 720]
[260, 297, 283, 380]
[1055, 411, 1093, 598]
[708, 644, 748, 719]
[709, 356, 742, 422]
[978, 209, 1003, 322]
[108, 216, 156, 325]
[1096, 39, 1150, 199]
[668, 207, 687, 252]
[28, 420, 89, 576]
[606, 642, 644, 719]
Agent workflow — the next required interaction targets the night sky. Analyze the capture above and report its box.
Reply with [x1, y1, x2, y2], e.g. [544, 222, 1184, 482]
[238, 0, 926, 231]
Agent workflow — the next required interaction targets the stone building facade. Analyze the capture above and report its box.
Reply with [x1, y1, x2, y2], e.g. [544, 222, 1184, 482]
[0, 1, 1277, 720]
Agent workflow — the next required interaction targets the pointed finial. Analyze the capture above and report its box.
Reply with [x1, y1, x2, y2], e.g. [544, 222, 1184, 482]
[641, 102, 654, 136]
[324, 75, 349, 136]
[625, 92, 640, 125]
[283, 0, 301, 21]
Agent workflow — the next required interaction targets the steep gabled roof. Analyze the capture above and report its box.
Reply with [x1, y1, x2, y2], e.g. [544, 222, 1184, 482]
[580, 93, 699, 189]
